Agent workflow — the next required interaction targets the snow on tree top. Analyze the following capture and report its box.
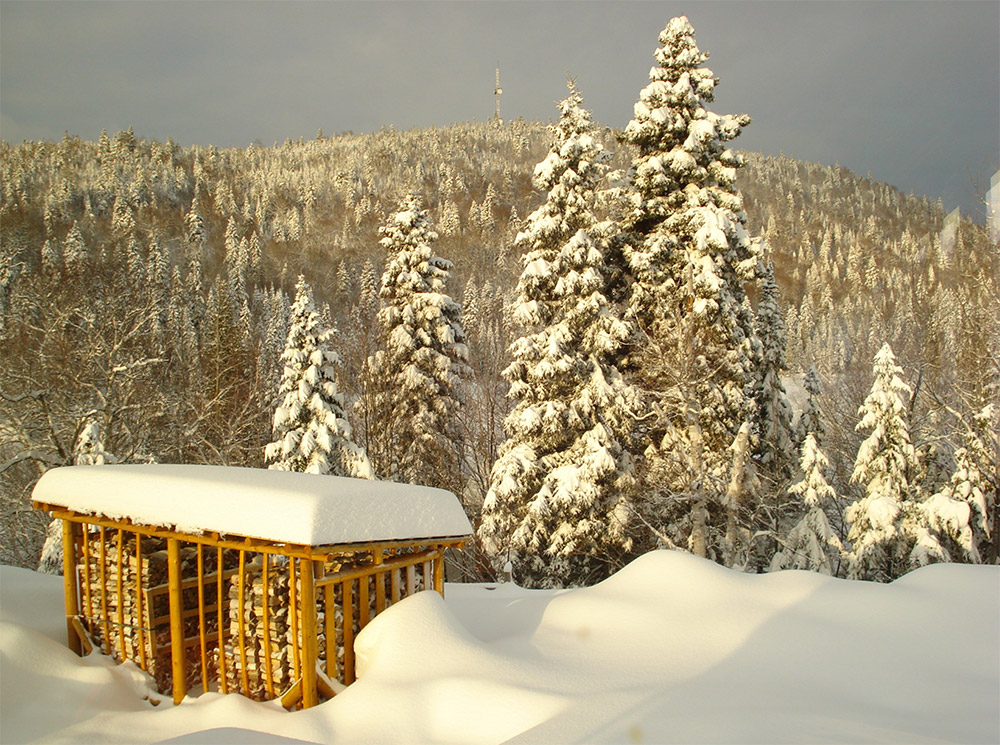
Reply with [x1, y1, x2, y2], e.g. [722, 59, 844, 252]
[33, 464, 472, 546]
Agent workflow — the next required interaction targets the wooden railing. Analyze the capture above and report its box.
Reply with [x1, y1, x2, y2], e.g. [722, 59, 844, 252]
[49, 511, 463, 710]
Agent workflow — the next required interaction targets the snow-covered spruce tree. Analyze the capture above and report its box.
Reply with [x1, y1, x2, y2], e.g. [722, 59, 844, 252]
[38, 417, 116, 575]
[770, 433, 844, 575]
[916, 403, 996, 565]
[619, 16, 761, 564]
[844, 343, 921, 581]
[264, 276, 372, 478]
[478, 84, 638, 588]
[753, 256, 795, 479]
[371, 195, 468, 492]
[797, 365, 824, 447]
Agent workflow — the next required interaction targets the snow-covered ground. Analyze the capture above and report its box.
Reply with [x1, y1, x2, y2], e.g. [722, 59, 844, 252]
[2, 551, 997, 744]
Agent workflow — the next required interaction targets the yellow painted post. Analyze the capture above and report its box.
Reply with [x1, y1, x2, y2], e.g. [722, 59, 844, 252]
[61, 519, 82, 656]
[237, 550, 249, 696]
[343, 580, 355, 684]
[196, 545, 208, 691]
[433, 550, 445, 595]
[80, 530, 93, 636]
[166, 538, 187, 705]
[135, 533, 148, 670]
[115, 529, 126, 660]
[98, 527, 110, 654]
[261, 553, 275, 698]
[300, 559, 318, 708]
[323, 583, 335, 680]
[288, 558, 301, 683]
[216, 546, 228, 694]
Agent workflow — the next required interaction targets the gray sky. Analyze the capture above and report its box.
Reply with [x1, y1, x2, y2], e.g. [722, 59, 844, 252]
[2, 1, 998, 218]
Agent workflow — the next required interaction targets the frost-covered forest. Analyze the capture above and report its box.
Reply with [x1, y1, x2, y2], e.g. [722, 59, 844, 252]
[2, 19, 996, 587]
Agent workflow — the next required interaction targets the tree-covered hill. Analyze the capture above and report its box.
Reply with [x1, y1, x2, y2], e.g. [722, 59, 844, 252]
[2, 119, 996, 572]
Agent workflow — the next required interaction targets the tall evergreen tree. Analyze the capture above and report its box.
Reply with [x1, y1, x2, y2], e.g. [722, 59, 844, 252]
[754, 256, 795, 478]
[620, 16, 761, 563]
[797, 365, 824, 447]
[265, 276, 372, 478]
[372, 195, 468, 491]
[479, 84, 638, 588]
[844, 343, 921, 581]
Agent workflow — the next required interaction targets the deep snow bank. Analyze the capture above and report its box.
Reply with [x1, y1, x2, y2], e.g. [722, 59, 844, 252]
[1, 551, 997, 744]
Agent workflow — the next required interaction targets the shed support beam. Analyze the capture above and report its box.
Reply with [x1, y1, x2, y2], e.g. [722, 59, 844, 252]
[167, 538, 187, 705]
[61, 519, 82, 656]
[300, 559, 319, 709]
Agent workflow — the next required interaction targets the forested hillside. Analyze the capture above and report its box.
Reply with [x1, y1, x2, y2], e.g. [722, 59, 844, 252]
[2, 99, 996, 574]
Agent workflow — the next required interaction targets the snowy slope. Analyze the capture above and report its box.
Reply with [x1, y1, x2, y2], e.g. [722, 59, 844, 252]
[1, 551, 997, 744]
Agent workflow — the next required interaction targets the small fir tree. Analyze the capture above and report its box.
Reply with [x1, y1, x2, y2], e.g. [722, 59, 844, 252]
[844, 343, 921, 581]
[797, 366, 824, 447]
[770, 433, 844, 575]
[371, 195, 469, 491]
[754, 257, 795, 478]
[265, 276, 372, 478]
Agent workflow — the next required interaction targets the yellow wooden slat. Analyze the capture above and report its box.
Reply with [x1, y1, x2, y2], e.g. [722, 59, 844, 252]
[98, 527, 110, 655]
[196, 544, 209, 691]
[135, 532, 148, 670]
[261, 553, 275, 699]
[343, 580, 355, 684]
[216, 546, 228, 695]
[237, 549, 249, 696]
[115, 529, 126, 660]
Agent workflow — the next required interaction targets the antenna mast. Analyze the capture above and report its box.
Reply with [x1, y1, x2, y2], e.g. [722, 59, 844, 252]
[494, 64, 503, 123]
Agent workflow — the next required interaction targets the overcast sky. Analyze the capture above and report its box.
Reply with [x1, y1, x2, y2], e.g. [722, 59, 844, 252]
[2, 1, 997, 218]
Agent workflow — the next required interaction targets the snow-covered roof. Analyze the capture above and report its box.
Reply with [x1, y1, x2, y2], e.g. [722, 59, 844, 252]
[33, 465, 472, 547]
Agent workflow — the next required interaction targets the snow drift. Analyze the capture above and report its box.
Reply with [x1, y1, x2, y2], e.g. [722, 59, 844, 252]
[1, 550, 997, 744]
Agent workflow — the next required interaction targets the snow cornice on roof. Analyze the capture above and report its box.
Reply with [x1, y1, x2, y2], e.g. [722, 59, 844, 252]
[33, 464, 473, 548]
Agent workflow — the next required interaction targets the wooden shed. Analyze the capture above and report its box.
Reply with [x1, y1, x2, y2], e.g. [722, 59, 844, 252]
[32, 464, 472, 710]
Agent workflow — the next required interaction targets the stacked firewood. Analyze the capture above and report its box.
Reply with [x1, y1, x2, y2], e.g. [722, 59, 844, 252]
[224, 561, 293, 699]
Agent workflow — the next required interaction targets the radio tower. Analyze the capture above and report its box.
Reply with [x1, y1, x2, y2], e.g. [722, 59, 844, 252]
[494, 64, 503, 124]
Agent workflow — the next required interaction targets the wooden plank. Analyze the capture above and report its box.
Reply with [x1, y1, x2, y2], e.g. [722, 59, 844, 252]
[135, 533, 148, 670]
[288, 558, 301, 684]
[216, 546, 228, 694]
[167, 538, 187, 705]
[280, 679, 302, 710]
[406, 564, 415, 596]
[70, 616, 94, 656]
[261, 553, 275, 698]
[299, 559, 318, 709]
[316, 671, 337, 700]
[323, 583, 335, 680]
[60, 520, 82, 655]
[433, 550, 444, 595]
[237, 549, 249, 696]
[359, 575, 370, 630]
[80, 527, 93, 637]
[98, 527, 110, 655]
[375, 573, 386, 615]
[315, 548, 440, 587]
[196, 544, 208, 691]
[422, 561, 432, 593]
[115, 529, 126, 660]
[390, 569, 400, 605]
[343, 580, 355, 684]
